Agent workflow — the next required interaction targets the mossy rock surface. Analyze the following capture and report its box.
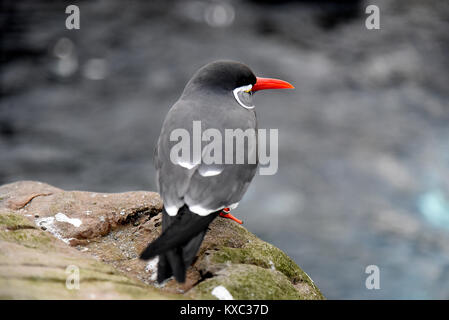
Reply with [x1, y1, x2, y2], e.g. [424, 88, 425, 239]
[190, 264, 314, 300]
[0, 211, 177, 299]
[0, 181, 324, 300]
[191, 219, 324, 300]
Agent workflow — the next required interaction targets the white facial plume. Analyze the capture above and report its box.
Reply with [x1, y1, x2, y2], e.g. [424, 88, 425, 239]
[233, 84, 254, 109]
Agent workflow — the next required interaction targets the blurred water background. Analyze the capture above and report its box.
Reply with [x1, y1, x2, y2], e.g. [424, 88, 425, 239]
[1, 0, 449, 299]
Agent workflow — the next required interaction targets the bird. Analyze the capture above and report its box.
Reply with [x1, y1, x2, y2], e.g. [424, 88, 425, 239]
[140, 60, 294, 283]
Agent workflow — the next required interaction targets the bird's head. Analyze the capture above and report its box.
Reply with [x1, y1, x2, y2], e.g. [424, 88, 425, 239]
[183, 60, 294, 109]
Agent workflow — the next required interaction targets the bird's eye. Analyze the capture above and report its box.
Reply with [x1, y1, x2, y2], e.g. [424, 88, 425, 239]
[233, 85, 254, 109]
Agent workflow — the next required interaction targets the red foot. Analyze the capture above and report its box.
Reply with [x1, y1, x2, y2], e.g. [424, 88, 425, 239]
[219, 208, 243, 224]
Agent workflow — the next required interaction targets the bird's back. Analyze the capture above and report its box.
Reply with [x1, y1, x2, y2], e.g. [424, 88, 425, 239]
[156, 91, 258, 216]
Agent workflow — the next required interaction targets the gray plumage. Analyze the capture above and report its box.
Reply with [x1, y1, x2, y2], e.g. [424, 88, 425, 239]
[155, 70, 258, 216]
[141, 61, 261, 283]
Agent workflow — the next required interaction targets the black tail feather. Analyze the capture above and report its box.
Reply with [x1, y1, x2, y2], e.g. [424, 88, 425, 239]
[156, 253, 172, 283]
[166, 247, 186, 282]
[140, 205, 218, 283]
[182, 229, 208, 267]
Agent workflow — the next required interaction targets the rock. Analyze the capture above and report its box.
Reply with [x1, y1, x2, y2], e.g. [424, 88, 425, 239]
[0, 181, 324, 300]
[0, 210, 175, 299]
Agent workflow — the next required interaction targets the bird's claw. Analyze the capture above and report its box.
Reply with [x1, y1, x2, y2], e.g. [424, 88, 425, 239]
[219, 208, 243, 224]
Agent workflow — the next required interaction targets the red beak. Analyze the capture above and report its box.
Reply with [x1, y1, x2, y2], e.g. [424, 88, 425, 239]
[252, 77, 294, 92]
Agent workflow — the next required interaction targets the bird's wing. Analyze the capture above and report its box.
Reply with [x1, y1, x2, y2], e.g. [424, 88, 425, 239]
[184, 159, 257, 215]
[156, 97, 258, 216]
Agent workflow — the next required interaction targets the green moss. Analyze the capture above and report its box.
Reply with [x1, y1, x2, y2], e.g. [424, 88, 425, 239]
[0, 212, 53, 249]
[212, 239, 305, 281]
[0, 229, 52, 249]
[207, 228, 324, 299]
[0, 212, 34, 230]
[191, 264, 305, 300]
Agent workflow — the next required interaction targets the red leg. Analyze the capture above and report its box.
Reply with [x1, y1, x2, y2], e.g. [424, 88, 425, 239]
[219, 208, 243, 224]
